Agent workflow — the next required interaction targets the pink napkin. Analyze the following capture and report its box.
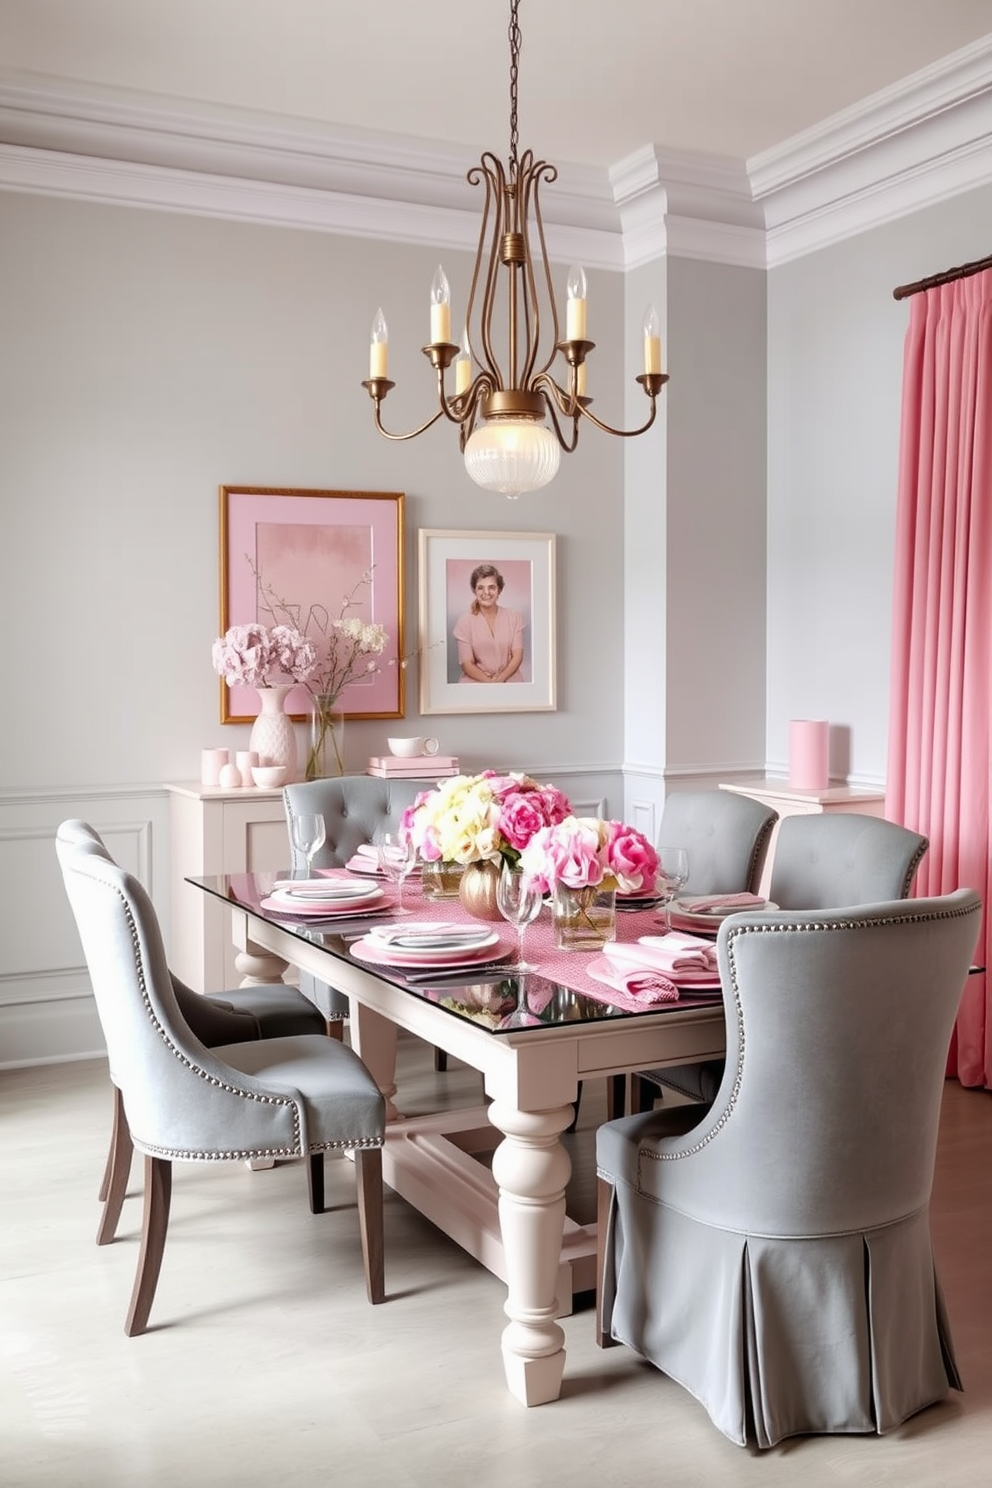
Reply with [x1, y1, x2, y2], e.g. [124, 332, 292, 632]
[586, 956, 680, 1005]
[603, 933, 719, 983]
[678, 891, 765, 913]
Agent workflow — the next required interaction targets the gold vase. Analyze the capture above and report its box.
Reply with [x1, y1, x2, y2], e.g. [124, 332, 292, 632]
[458, 861, 503, 921]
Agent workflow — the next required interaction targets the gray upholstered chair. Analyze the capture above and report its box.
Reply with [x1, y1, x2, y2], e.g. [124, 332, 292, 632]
[636, 810, 929, 1112]
[656, 789, 778, 896]
[597, 890, 981, 1448]
[626, 790, 777, 1114]
[769, 810, 928, 909]
[283, 776, 425, 1021]
[57, 830, 386, 1333]
[57, 821, 328, 1244]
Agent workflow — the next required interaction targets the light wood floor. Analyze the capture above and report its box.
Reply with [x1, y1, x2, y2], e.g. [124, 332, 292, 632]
[2, 1037, 991, 1486]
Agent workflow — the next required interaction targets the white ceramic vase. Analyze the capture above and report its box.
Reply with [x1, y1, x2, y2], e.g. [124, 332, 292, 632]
[248, 685, 298, 783]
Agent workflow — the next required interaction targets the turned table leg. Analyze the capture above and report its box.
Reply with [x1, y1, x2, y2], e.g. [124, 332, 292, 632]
[487, 1098, 574, 1406]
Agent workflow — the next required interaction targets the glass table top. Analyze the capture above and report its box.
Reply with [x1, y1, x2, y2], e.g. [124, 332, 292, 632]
[188, 870, 725, 1039]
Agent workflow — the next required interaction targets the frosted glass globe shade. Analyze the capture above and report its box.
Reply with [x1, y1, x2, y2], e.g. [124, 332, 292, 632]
[463, 418, 560, 497]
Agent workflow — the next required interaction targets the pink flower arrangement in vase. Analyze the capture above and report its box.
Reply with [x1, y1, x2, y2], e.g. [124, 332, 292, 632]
[518, 816, 660, 950]
[211, 624, 317, 783]
[402, 770, 573, 868]
[402, 770, 573, 919]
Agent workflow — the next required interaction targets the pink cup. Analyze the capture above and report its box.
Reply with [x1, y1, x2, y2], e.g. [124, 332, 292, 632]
[201, 748, 229, 787]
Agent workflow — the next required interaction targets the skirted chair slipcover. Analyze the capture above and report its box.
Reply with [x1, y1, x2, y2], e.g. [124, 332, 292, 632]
[57, 828, 387, 1333]
[597, 890, 980, 1448]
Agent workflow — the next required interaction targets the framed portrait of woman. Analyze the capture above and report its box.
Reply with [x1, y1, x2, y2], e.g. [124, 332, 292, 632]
[417, 529, 556, 715]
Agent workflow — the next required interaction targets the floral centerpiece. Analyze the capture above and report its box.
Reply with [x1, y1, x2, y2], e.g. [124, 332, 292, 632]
[403, 770, 573, 917]
[518, 816, 660, 949]
[403, 770, 572, 867]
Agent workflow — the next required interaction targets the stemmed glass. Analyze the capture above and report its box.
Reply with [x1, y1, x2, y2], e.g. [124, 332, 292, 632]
[655, 845, 690, 933]
[375, 830, 417, 915]
[290, 813, 326, 877]
[496, 862, 544, 972]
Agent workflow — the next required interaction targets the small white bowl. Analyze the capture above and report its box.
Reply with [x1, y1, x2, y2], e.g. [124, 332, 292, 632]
[251, 765, 289, 789]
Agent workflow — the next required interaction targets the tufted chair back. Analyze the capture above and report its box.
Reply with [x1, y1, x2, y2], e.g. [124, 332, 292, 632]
[658, 790, 778, 895]
[283, 775, 426, 871]
[769, 812, 928, 910]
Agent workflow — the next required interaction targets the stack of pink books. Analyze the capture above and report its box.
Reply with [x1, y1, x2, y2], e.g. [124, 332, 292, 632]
[366, 755, 460, 779]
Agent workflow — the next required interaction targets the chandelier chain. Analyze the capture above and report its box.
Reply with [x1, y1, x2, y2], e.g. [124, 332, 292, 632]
[508, 0, 521, 180]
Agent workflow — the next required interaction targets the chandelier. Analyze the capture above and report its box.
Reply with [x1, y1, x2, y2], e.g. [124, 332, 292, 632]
[361, 0, 668, 498]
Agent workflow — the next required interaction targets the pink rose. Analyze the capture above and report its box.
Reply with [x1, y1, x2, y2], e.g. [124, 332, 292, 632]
[604, 821, 659, 894]
[498, 792, 547, 850]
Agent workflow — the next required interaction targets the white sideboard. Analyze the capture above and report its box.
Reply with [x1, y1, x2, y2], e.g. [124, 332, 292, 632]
[719, 778, 887, 896]
[165, 782, 291, 992]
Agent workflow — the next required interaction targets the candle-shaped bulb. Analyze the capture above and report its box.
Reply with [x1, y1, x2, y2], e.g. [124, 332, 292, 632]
[370, 307, 388, 379]
[643, 302, 662, 374]
[455, 325, 472, 396]
[430, 264, 451, 344]
[566, 262, 587, 341]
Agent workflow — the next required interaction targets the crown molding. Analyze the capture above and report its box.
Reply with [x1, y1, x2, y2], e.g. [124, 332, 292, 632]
[751, 35, 992, 265]
[611, 145, 765, 269]
[2, 41, 992, 272]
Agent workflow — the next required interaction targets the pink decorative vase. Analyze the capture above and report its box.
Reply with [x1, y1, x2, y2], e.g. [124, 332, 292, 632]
[248, 685, 298, 783]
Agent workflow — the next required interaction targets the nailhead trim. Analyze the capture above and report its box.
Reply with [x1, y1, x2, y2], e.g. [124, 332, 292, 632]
[642, 900, 977, 1165]
[104, 875, 382, 1161]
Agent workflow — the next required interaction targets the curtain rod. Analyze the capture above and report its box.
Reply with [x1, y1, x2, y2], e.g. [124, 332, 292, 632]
[893, 251, 992, 301]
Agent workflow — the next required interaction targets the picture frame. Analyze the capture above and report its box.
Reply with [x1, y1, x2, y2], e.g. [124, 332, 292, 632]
[219, 486, 405, 723]
[418, 529, 557, 715]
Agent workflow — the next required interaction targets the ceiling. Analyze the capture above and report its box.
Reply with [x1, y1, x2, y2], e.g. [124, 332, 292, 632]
[2, 0, 991, 171]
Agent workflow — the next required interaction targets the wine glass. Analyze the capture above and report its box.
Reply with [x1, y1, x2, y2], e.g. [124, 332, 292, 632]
[655, 846, 690, 933]
[375, 830, 417, 914]
[496, 862, 544, 972]
[290, 813, 326, 877]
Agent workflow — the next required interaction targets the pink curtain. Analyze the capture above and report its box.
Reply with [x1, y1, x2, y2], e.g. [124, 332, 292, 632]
[886, 269, 992, 1087]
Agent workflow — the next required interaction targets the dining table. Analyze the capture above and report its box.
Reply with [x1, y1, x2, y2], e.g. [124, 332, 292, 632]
[187, 867, 728, 1407]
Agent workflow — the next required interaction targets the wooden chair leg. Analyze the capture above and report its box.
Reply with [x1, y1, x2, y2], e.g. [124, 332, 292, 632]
[433, 1046, 448, 1072]
[595, 1175, 619, 1348]
[635, 1075, 658, 1113]
[125, 1156, 172, 1337]
[353, 1147, 385, 1305]
[97, 1086, 134, 1246]
[307, 1152, 325, 1214]
[606, 1073, 626, 1122]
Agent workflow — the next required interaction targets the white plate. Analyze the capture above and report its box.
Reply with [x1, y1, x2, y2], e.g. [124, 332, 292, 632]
[351, 932, 502, 968]
[273, 879, 379, 901]
[260, 885, 385, 917]
[369, 921, 492, 950]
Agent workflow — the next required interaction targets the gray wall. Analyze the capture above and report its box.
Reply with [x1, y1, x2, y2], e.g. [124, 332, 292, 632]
[3, 167, 990, 1063]
[0, 191, 631, 790]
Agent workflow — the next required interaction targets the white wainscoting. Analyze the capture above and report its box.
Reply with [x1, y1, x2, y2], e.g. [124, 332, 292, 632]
[0, 786, 171, 1069]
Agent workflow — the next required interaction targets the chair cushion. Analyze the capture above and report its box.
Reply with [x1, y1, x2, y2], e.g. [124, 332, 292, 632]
[219, 1034, 385, 1150]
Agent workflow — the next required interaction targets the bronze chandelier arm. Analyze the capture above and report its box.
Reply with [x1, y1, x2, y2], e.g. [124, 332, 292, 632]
[368, 397, 447, 442]
[575, 395, 660, 439]
[533, 381, 580, 454]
